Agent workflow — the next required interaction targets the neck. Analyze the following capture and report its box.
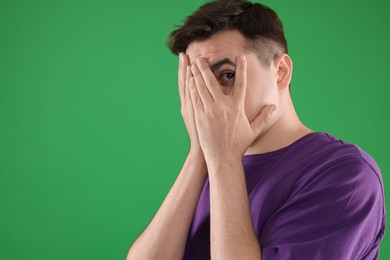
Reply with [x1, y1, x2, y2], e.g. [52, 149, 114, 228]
[244, 97, 313, 156]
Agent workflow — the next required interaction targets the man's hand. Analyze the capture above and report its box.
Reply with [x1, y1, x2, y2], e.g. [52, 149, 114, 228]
[178, 53, 204, 158]
[188, 55, 277, 167]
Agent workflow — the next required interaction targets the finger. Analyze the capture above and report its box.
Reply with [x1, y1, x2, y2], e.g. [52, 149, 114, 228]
[250, 105, 277, 135]
[191, 63, 213, 107]
[232, 55, 247, 104]
[189, 76, 204, 112]
[178, 53, 189, 102]
[185, 65, 191, 104]
[195, 58, 222, 101]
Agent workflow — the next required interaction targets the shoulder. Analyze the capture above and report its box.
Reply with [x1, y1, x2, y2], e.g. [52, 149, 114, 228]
[285, 132, 386, 235]
[291, 132, 386, 244]
[261, 133, 386, 258]
[288, 132, 383, 196]
[289, 132, 383, 185]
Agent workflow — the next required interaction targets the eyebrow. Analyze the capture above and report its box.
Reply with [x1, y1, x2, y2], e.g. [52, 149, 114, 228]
[209, 58, 236, 72]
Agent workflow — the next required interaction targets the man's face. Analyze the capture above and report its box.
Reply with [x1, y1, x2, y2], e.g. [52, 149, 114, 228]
[186, 30, 280, 123]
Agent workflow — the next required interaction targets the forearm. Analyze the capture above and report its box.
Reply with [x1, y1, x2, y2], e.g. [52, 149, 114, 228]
[127, 150, 207, 260]
[208, 157, 261, 260]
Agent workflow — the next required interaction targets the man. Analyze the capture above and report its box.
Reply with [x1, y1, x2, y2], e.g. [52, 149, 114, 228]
[127, 0, 385, 259]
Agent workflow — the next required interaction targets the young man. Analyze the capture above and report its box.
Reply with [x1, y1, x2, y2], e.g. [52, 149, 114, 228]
[127, 1, 385, 259]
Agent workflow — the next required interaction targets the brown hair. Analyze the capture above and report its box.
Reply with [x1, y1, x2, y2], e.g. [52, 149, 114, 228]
[167, 0, 287, 66]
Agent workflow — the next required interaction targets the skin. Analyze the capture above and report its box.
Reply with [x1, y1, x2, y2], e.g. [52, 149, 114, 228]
[127, 29, 313, 259]
[186, 30, 313, 157]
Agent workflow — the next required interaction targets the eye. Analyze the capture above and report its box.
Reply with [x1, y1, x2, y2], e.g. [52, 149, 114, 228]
[219, 72, 235, 86]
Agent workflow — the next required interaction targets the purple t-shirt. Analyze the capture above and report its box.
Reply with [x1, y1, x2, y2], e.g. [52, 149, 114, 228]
[184, 132, 386, 259]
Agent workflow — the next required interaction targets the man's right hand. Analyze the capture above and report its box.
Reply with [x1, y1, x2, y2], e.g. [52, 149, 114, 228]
[127, 52, 208, 260]
[178, 52, 204, 159]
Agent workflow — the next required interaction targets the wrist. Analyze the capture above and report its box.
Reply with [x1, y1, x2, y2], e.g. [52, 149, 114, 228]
[206, 154, 243, 175]
[188, 148, 206, 163]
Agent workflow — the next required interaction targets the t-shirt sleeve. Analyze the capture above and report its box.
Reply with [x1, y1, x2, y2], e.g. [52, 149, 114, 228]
[260, 158, 385, 260]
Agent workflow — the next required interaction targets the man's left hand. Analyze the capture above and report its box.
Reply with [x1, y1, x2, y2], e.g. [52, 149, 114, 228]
[189, 55, 277, 168]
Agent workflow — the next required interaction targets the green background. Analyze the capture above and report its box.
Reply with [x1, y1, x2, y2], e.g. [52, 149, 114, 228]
[0, 0, 388, 259]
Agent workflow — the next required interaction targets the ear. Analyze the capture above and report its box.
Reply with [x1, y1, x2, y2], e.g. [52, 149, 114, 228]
[274, 54, 293, 92]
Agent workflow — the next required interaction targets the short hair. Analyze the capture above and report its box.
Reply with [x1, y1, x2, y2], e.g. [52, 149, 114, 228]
[167, 0, 288, 67]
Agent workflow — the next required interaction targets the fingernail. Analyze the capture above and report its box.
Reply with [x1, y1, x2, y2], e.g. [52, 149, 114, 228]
[195, 58, 200, 65]
[241, 55, 246, 61]
[271, 105, 277, 112]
